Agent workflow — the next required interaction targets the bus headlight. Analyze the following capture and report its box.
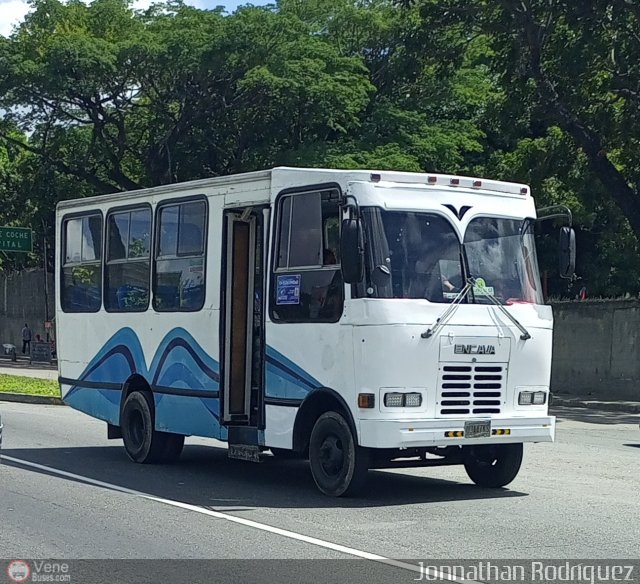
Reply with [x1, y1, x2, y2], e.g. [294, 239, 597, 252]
[518, 391, 533, 405]
[518, 391, 546, 405]
[404, 393, 422, 407]
[384, 393, 404, 407]
[384, 392, 422, 407]
[532, 391, 547, 405]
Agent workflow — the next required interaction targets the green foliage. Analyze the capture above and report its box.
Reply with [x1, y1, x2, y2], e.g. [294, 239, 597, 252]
[0, 374, 60, 397]
[1, 0, 639, 296]
[404, 0, 640, 296]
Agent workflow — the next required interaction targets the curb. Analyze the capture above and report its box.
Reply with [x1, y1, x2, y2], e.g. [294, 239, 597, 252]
[0, 363, 58, 371]
[552, 396, 640, 414]
[0, 393, 64, 406]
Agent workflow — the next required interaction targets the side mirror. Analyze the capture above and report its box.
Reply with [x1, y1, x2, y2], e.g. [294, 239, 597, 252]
[559, 226, 576, 279]
[340, 218, 364, 284]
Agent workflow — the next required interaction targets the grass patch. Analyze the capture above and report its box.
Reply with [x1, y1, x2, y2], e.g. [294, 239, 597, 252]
[0, 374, 60, 397]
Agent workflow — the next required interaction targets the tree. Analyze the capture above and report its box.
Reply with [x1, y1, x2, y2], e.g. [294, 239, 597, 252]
[281, 0, 490, 172]
[0, 0, 375, 190]
[401, 0, 640, 244]
[3, 0, 640, 296]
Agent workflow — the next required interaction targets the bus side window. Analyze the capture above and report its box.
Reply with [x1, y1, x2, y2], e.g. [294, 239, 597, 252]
[105, 207, 151, 312]
[153, 199, 207, 312]
[271, 189, 343, 323]
[61, 213, 103, 312]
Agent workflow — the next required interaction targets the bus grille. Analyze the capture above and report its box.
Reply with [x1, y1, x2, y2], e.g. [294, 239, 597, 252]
[437, 363, 506, 416]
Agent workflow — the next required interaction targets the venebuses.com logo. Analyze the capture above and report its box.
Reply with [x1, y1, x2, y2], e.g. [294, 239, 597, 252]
[5, 560, 71, 583]
[7, 561, 30, 583]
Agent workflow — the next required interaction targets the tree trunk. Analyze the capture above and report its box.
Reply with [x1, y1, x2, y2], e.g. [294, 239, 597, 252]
[512, 2, 640, 241]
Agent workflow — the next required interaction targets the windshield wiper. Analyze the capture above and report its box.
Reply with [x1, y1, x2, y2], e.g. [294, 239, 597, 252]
[421, 281, 473, 339]
[421, 278, 533, 341]
[466, 277, 532, 341]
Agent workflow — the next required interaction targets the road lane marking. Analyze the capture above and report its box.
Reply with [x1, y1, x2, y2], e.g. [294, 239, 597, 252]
[1, 454, 480, 584]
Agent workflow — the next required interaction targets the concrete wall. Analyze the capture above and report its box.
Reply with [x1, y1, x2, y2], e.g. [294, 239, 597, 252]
[551, 299, 640, 401]
[0, 269, 55, 349]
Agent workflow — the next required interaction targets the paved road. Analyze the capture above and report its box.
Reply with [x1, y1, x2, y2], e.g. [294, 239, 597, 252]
[0, 403, 638, 580]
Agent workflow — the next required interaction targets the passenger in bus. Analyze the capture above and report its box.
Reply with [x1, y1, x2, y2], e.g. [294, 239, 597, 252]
[323, 248, 337, 265]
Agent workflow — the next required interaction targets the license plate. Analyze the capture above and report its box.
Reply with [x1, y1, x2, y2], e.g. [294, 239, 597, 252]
[464, 420, 491, 439]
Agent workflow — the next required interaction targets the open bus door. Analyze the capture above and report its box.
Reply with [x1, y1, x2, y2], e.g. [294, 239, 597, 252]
[221, 207, 268, 460]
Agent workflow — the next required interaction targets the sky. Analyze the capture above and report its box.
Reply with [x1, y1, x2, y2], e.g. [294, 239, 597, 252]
[0, 0, 272, 36]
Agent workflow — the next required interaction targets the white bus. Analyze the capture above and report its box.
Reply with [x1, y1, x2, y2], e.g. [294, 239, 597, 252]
[55, 167, 574, 496]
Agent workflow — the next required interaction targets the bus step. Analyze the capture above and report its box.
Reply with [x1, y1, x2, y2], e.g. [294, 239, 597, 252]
[228, 444, 262, 463]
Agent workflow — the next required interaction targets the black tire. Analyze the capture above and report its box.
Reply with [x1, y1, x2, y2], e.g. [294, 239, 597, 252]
[464, 443, 523, 488]
[121, 391, 183, 464]
[309, 411, 370, 497]
[160, 433, 185, 462]
[270, 447, 300, 460]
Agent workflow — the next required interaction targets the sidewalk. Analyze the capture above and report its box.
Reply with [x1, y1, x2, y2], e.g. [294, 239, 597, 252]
[551, 393, 640, 414]
[0, 360, 58, 381]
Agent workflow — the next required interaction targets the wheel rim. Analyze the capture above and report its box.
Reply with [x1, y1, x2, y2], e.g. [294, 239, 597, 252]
[470, 446, 499, 467]
[318, 434, 345, 477]
[129, 409, 145, 449]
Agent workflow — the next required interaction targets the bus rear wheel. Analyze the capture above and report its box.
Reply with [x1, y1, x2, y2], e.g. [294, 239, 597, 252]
[309, 411, 369, 497]
[464, 443, 523, 488]
[121, 391, 184, 464]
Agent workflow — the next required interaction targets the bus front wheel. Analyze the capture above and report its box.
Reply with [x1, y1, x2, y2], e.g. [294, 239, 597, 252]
[309, 411, 369, 497]
[464, 443, 523, 488]
[121, 391, 184, 464]
[270, 447, 300, 460]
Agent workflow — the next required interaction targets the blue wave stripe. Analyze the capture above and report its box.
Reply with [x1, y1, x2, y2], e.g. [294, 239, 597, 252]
[266, 347, 320, 388]
[63, 328, 319, 436]
[65, 388, 121, 425]
[150, 328, 219, 390]
[154, 394, 221, 437]
[82, 327, 146, 378]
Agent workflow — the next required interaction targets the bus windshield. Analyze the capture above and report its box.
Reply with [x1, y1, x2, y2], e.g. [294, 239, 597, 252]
[464, 216, 543, 305]
[361, 209, 543, 305]
[361, 208, 463, 302]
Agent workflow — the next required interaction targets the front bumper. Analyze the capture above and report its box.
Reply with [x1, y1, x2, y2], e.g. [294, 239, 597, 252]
[359, 415, 555, 449]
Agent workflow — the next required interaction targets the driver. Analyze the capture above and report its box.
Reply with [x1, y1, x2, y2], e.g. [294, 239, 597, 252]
[411, 235, 461, 300]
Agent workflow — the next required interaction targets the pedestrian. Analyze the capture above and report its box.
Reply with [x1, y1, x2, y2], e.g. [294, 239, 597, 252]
[21, 323, 32, 354]
[579, 286, 587, 301]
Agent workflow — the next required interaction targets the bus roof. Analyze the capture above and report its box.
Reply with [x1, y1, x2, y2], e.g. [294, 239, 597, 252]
[56, 167, 531, 211]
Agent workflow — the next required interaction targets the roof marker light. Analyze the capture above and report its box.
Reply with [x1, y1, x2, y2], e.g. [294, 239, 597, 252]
[450, 178, 460, 186]
[520, 187, 528, 195]
[427, 176, 437, 184]
[370, 173, 381, 183]
[473, 180, 482, 188]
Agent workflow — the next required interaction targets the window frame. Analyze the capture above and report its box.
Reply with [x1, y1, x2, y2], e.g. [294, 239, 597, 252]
[462, 214, 544, 306]
[356, 206, 464, 302]
[152, 195, 209, 313]
[104, 203, 153, 313]
[60, 209, 104, 314]
[269, 183, 345, 324]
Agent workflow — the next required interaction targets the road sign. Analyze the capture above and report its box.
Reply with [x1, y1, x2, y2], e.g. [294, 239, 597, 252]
[0, 226, 33, 252]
